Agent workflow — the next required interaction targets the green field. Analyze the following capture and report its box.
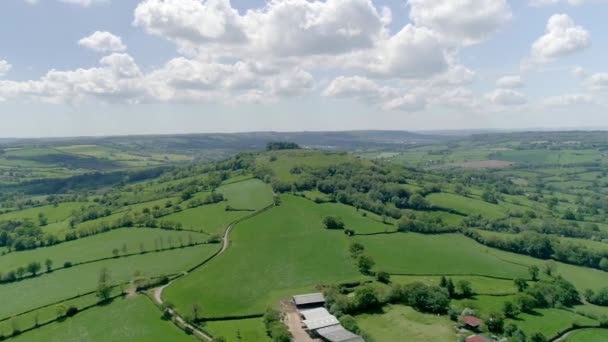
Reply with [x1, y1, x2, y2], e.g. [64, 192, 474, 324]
[205, 318, 269, 342]
[565, 328, 608, 342]
[161, 203, 250, 235]
[164, 195, 363, 317]
[426, 193, 507, 219]
[355, 233, 529, 278]
[0, 244, 219, 319]
[8, 296, 195, 342]
[356, 305, 456, 341]
[218, 178, 274, 210]
[509, 309, 598, 339]
[0, 202, 87, 224]
[391, 275, 517, 295]
[0, 228, 208, 271]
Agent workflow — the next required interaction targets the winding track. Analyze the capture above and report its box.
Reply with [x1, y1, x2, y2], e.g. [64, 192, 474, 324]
[152, 204, 274, 341]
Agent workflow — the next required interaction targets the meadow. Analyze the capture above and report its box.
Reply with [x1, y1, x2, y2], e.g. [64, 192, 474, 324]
[8, 296, 195, 342]
[205, 318, 268, 342]
[565, 328, 608, 342]
[354, 233, 529, 278]
[164, 195, 363, 317]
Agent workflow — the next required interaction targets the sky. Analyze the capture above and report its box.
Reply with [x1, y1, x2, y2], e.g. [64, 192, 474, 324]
[0, 0, 607, 137]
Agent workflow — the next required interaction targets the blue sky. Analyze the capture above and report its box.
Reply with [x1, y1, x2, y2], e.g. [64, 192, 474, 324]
[0, 0, 607, 137]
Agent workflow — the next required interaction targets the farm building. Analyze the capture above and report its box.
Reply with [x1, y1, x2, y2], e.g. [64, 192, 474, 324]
[300, 307, 340, 330]
[466, 334, 494, 342]
[316, 325, 365, 342]
[291, 293, 365, 342]
[460, 315, 483, 331]
[292, 293, 326, 309]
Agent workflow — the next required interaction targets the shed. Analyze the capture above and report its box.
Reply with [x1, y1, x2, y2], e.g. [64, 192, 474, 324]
[466, 334, 493, 342]
[316, 324, 365, 342]
[461, 315, 482, 330]
[293, 293, 326, 308]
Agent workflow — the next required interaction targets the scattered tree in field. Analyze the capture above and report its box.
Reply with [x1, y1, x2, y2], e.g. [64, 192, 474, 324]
[26, 262, 41, 276]
[323, 216, 345, 229]
[357, 254, 375, 275]
[112, 248, 119, 258]
[45, 258, 53, 272]
[56, 305, 67, 319]
[456, 280, 473, 298]
[97, 268, 112, 302]
[530, 332, 548, 342]
[376, 271, 391, 284]
[502, 301, 519, 318]
[16, 267, 25, 279]
[38, 213, 48, 226]
[481, 189, 498, 204]
[192, 303, 202, 321]
[543, 261, 556, 277]
[529, 265, 540, 281]
[514, 278, 528, 292]
[485, 312, 504, 333]
[349, 242, 364, 256]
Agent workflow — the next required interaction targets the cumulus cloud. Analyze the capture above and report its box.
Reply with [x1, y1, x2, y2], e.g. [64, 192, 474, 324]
[496, 75, 524, 88]
[78, 31, 127, 53]
[382, 94, 426, 112]
[25, 0, 109, 6]
[323, 76, 396, 101]
[530, 14, 591, 63]
[541, 93, 593, 106]
[0, 60, 11, 78]
[586, 73, 608, 89]
[408, 0, 512, 46]
[486, 89, 527, 106]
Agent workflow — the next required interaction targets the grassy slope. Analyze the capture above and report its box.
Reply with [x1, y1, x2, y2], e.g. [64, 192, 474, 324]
[426, 193, 506, 219]
[0, 228, 208, 271]
[0, 202, 86, 224]
[390, 275, 517, 295]
[205, 318, 269, 342]
[0, 244, 219, 319]
[9, 296, 195, 342]
[161, 203, 249, 235]
[565, 329, 608, 342]
[509, 309, 597, 339]
[165, 195, 363, 317]
[218, 178, 274, 210]
[355, 233, 528, 278]
[356, 305, 455, 341]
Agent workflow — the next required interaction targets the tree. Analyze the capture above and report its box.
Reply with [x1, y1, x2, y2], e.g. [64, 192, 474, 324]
[408, 194, 430, 210]
[38, 213, 48, 226]
[26, 262, 41, 276]
[357, 255, 375, 275]
[485, 312, 504, 333]
[112, 248, 120, 258]
[515, 294, 537, 313]
[481, 189, 498, 204]
[529, 265, 540, 281]
[349, 242, 365, 256]
[16, 267, 25, 279]
[543, 261, 556, 277]
[457, 280, 473, 298]
[339, 315, 361, 334]
[323, 216, 345, 229]
[502, 301, 519, 318]
[45, 258, 53, 272]
[376, 271, 391, 284]
[192, 303, 202, 321]
[355, 285, 381, 311]
[599, 258, 608, 272]
[514, 278, 528, 292]
[530, 332, 548, 342]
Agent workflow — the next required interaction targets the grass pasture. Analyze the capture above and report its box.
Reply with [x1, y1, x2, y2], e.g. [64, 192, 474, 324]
[161, 203, 250, 235]
[0, 202, 87, 224]
[205, 318, 269, 342]
[164, 195, 363, 317]
[8, 296, 195, 342]
[218, 178, 274, 210]
[565, 328, 608, 342]
[355, 233, 529, 279]
[0, 243, 219, 319]
[426, 193, 507, 219]
[0, 228, 209, 272]
[391, 275, 517, 295]
[356, 305, 456, 342]
[509, 309, 598, 339]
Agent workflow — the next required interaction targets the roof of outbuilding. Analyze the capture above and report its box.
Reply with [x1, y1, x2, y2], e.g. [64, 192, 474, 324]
[461, 315, 483, 327]
[300, 307, 332, 321]
[303, 316, 340, 331]
[316, 324, 365, 342]
[466, 334, 492, 342]
[293, 293, 326, 306]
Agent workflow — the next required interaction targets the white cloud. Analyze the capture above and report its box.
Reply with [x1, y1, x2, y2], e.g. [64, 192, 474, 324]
[572, 66, 587, 78]
[408, 0, 512, 46]
[587, 73, 608, 89]
[0, 60, 11, 78]
[382, 93, 426, 112]
[323, 76, 395, 101]
[78, 31, 127, 53]
[0, 53, 144, 104]
[541, 93, 593, 106]
[486, 89, 527, 106]
[25, 0, 109, 6]
[530, 14, 591, 63]
[530, 0, 589, 6]
[496, 75, 524, 88]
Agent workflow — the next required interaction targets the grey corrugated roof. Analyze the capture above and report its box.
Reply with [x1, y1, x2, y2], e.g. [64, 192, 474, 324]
[303, 316, 340, 330]
[300, 307, 332, 321]
[293, 293, 325, 306]
[316, 325, 365, 342]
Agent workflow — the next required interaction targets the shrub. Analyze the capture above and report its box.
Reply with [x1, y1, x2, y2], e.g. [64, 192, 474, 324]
[66, 306, 78, 317]
[323, 216, 345, 230]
